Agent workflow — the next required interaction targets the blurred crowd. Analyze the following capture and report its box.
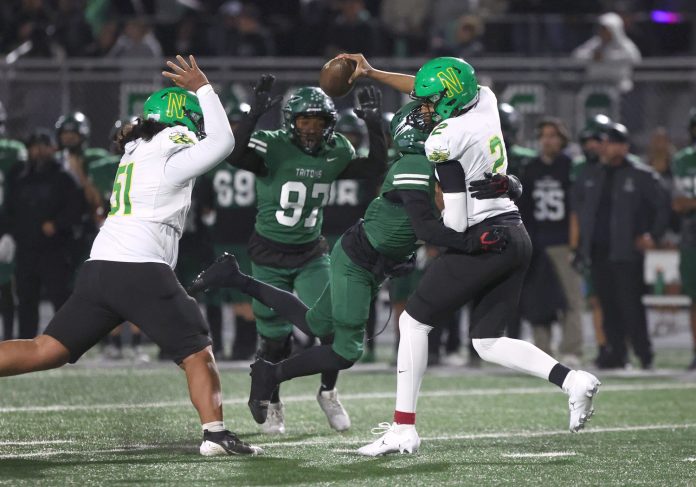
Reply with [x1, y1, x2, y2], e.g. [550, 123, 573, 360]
[0, 0, 694, 61]
[0, 92, 695, 371]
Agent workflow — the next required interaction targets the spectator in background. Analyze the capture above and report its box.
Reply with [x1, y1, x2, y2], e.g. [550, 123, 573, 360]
[671, 110, 696, 370]
[573, 123, 669, 369]
[431, 15, 485, 59]
[572, 12, 641, 93]
[518, 118, 583, 366]
[4, 0, 64, 59]
[107, 19, 162, 58]
[85, 20, 118, 57]
[324, 0, 383, 57]
[380, 0, 429, 56]
[208, 1, 275, 57]
[646, 127, 680, 245]
[53, 0, 93, 57]
[7, 130, 84, 339]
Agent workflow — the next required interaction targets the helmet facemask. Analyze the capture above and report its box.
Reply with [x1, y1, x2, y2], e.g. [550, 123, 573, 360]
[286, 111, 336, 155]
[406, 98, 442, 133]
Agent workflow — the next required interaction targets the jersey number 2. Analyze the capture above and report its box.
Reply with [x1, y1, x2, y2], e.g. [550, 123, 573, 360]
[276, 181, 330, 228]
[489, 136, 505, 174]
[110, 163, 134, 216]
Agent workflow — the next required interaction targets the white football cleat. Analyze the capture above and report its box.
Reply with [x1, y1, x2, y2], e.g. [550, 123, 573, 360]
[260, 402, 286, 435]
[564, 370, 601, 432]
[357, 422, 421, 456]
[317, 388, 351, 432]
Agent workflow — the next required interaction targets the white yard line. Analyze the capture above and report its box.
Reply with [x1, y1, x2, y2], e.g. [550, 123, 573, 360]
[684, 457, 696, 462]
[503, 452, 576, 458]
[0, 445, 158, 460]
[1, 382, 694, 414]
[270, 423, 696, 449]
[0, 440, 75, 446]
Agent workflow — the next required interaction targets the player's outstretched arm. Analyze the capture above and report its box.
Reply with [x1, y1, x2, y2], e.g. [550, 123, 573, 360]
[337, 53, 415, 94]
[225, 74, 282, 176]
[162, 55, 235, 185]
[339, 86, 387, 179]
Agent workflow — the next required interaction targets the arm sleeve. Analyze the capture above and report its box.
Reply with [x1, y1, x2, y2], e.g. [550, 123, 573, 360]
[395, 189, 473, 252]
[434, 160, 468, 232]
[337, 118, 387, 180]
[163, 84, 235, 186]
[224, 116, 268, 176]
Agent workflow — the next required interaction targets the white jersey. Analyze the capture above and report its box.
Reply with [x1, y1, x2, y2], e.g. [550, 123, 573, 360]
[90, 84, 234, 268]
[425, 86, 518, 232]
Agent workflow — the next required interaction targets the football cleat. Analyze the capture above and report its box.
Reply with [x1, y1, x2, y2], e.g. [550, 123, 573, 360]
[261, 402, 286, 434]
[188, 252, 248, 294]
[199, 429, 263, 456]
[357, 422, 421, 456]
[317, 388, 351, 432]
[564, 370, 601, 432]
[248, 358, 280, 424]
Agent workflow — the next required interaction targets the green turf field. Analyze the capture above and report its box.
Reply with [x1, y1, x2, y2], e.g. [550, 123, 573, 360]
[0, 357, 694, 486]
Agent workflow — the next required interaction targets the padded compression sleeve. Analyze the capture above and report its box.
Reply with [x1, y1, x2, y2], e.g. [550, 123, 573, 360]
[337, 117, 387, 180]
[225, 114, 268, 176]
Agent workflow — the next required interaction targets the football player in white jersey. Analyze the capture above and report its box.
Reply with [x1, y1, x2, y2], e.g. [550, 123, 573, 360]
[0, 55, 262, 456]
[336, 54, 602, 456]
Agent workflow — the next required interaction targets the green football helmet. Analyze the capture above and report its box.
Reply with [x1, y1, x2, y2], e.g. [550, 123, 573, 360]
[579, 113, 612, 142]
[282, 86, 337, 154]
[143, 87, 204, 136]
[336, 109, 367, 149]
[55, 111, 91, 150]
[412, 57, 479, 122]
[391, 101, 428, 155]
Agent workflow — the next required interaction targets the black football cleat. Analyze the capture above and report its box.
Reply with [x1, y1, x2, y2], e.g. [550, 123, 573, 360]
[248, 358, 280, 424]
[188, 252, 247, 294]
[200, 429, 263, 456]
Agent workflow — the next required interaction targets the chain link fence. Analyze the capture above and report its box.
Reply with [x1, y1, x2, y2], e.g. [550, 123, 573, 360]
[1, 57, 695, 154]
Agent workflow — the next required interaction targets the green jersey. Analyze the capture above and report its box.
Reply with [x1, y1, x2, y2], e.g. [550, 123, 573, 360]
[87, 154, 120, 204]
[363, 153, 436, 261]
[250, 129, 356, 245]
[672, 145, 696, 247]
[0, 138, 26, 209]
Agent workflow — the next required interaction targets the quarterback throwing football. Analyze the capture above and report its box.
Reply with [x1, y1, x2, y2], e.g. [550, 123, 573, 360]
[0, 55, 262, 456]
[335, 54, 602, 456]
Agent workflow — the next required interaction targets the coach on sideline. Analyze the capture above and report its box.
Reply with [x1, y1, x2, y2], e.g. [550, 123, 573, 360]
[572, 123, 669, 370]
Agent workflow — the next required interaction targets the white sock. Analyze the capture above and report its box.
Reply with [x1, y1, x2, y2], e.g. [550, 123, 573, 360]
[394, 311, 432, 424]
[202, 420, 225, 433]
[472, 337, 558, 380]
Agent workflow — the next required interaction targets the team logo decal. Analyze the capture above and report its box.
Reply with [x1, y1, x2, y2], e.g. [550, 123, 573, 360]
[166, 92, 187, 119]
[428, 148, 450, 163]
[170, 132, 195, 145]
[437, 67, 463, 97]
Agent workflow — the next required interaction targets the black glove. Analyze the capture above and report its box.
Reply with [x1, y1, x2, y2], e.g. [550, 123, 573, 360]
[353, 86, 382, 125]
[462, 225, 508, 254]
[248, 74, 283, 119]
[469, 173, 522, 200]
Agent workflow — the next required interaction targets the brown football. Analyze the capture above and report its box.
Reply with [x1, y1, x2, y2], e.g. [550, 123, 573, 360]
[319, 57, 357, 98]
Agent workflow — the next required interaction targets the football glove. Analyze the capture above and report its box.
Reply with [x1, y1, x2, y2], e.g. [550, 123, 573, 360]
[354, 86, 382, 126]
[249, 74, 283, 119]
[462, 225, 508, 254]
[469, 173, 523, 200]
[570, 249, 589, 274]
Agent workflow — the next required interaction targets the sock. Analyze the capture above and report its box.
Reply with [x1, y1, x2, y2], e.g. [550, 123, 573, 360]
[394, 311, 432, 425]
[275, 345, 353, 382]
[472, 337, 559, 380]
[549, 362, 572, 389]
[110, 334, 123, 350]
[202, 420, 225, 433]
[242, 278, 312, 335]
[319, 335, 338, 392]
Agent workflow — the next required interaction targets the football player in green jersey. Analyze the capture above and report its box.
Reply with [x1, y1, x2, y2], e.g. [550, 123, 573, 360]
[223, 75, 388, 433]
[190, 100, 516, 426]
[0, 101, 26, 340]
[671, 109, 696, 370]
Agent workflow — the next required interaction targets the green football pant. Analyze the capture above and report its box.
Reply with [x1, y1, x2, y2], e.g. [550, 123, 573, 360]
[252, 255, 330, 340]
[306, 238, 382, 362]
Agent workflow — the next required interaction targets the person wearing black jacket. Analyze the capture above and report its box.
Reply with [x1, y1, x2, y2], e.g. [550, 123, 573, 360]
[7, 131, 85, 339]
[572, 123, 670, 369]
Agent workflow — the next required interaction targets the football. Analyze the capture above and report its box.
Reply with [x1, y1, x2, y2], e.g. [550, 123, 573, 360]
[319, 57, 357, 98]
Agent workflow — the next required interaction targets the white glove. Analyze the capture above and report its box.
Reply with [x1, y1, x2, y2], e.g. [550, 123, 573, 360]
[0, 234, 16, 263]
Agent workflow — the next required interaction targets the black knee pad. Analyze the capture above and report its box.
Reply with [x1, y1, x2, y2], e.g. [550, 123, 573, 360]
[257, 334, 292, 363]
[319, 334, 335, 346]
